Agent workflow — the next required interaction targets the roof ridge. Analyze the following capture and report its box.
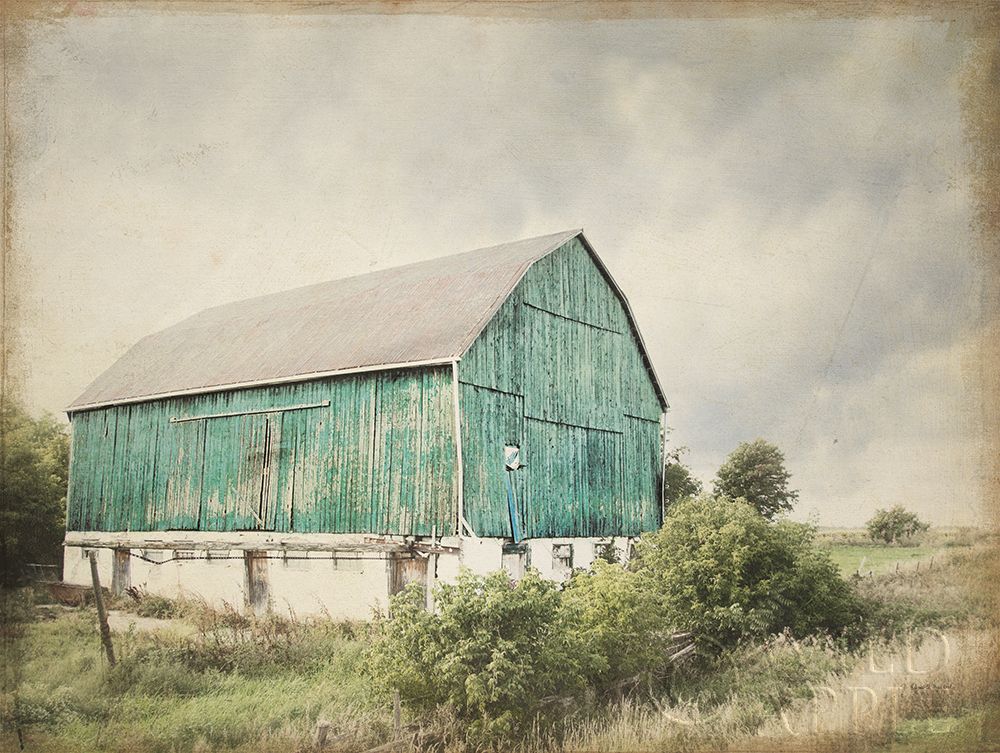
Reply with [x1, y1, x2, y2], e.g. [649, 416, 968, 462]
[175, 229, 585, 325]
[67, 228, 586, 411]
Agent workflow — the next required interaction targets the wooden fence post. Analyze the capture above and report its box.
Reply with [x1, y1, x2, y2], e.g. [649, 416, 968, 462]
[88, 550, 116, 667]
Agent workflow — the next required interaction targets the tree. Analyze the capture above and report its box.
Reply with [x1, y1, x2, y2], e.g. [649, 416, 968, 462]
[866, 505, 929, 545]
[713, 439, 798, 519]
[632, 495, 868, 650]
[662, 446, 702, 510]
[0, 399, 70, 586]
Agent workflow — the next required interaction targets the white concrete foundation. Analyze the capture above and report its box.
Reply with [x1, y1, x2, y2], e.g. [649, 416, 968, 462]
[63, 535, 635, 619]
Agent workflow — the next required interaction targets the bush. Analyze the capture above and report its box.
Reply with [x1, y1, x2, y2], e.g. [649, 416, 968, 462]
[866, 505, 930, 544]
[632, 495, 869, 650]
[131, 592, 183, 619]
[562, 559, 672, 692]
[366, 570, 598, 747]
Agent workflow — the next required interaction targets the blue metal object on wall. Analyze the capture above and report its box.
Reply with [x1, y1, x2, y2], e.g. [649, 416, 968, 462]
[504, 445, 524, 542]
[504, 470, 523, 543]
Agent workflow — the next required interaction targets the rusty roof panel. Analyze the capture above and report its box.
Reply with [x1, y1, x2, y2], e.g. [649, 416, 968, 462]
[69, 230, 582, 411]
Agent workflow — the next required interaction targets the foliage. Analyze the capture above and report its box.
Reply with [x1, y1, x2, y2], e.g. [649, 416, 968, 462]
[131, 593, 183, 620]
[5, 535, 996, 753]
[866, 505, 930, 545]
[562, 559, 671, 691]
[593, 541, 622, 565]
[662, 446, 703, 509]
[366, 570, 597, 746]
[632, 496, 868, 650]
[0, 400, 70, 585]
[712, 439, 798, 519]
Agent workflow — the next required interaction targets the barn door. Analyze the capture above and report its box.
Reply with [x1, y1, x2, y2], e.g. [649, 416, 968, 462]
[388, 554, 428, 598]
[199, 413, 270, 530]
[111, 549, 131, 596]
[244, 550, 270, 614]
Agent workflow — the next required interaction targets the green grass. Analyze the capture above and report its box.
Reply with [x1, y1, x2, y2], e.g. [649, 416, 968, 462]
[4, 529, 996, 753]
[821, 544, 940, 577]
[2, 603, 392, 753]
[882, 704, 1000, 752]
[814, 526, 987, 578]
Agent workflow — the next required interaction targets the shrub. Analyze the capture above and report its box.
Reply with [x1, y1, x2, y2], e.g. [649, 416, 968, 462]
[132, 592, 183, 619]
[632, 495, 869, 650]
[562, 560, 672, 692]
[866, 505, 930, 544]
[366, 570, 598, 747]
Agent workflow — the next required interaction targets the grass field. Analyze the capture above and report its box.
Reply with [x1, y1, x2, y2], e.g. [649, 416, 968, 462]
[820, 544, 940, 576]
[2, 528, 996, 752]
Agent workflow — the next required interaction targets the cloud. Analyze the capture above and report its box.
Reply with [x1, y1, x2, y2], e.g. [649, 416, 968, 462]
[9, 11, 987, 526]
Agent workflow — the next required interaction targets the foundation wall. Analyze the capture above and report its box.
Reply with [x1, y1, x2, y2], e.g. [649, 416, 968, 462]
[63, 535, 634, 619]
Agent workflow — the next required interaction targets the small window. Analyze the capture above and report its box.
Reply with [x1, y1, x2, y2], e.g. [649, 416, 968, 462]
[174, 550, 195, 560]
[502, 543, 528, 580]
[552, 543, 573, 573]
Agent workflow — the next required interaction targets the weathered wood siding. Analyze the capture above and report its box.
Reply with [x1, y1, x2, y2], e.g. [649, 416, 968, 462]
[66, 368, 457, 535]
[459, 237, 663, 537]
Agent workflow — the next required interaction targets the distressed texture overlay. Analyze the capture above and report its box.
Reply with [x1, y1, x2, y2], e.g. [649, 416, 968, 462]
[1, 1, 998, 750]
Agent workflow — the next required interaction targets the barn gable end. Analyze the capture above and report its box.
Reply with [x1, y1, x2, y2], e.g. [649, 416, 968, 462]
[458, 235, 664, 538]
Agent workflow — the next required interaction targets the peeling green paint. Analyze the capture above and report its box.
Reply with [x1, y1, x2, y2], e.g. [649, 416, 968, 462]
[459, 238, 664, 538]
[67, 238, 662, 541]
[67, 369, 457, 535]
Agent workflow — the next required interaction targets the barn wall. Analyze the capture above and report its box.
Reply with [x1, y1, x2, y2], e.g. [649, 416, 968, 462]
[459, 237, 663, 538]
[66, 367, 457, 535]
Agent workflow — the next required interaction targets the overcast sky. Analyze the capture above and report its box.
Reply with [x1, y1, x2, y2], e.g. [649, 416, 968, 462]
[8, 8, 990, 527]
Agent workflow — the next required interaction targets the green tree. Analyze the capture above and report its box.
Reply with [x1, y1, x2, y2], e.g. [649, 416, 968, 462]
[866, 505, 930, 545]
[632, 495, 867, 650]
[713, 439, 798, 519]
[662, 446, 702, 510]
[0, 399, 70, 586]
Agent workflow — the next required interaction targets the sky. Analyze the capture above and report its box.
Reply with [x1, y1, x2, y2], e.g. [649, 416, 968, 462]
[7, 8, 991, 527]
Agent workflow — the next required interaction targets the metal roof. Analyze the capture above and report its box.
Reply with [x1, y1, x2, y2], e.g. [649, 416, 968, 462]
[68, 229, 667, 412]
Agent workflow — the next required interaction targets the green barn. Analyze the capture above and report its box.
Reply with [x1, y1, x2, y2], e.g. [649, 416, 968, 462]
[63, 230, 667, 616]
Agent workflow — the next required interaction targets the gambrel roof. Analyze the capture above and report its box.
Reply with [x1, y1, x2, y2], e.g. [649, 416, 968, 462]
[68, 230, 666, 412]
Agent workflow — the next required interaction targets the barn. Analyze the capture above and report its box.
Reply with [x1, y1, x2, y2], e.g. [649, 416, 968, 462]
[62, 230, 668, 617]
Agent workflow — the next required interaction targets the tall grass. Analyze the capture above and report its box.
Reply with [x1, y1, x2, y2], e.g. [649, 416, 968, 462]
[5, 533, 997, 752]
[561, 538, 1000, 752]
[560, 634, 853, 751]
[4, 601, 391, 752]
